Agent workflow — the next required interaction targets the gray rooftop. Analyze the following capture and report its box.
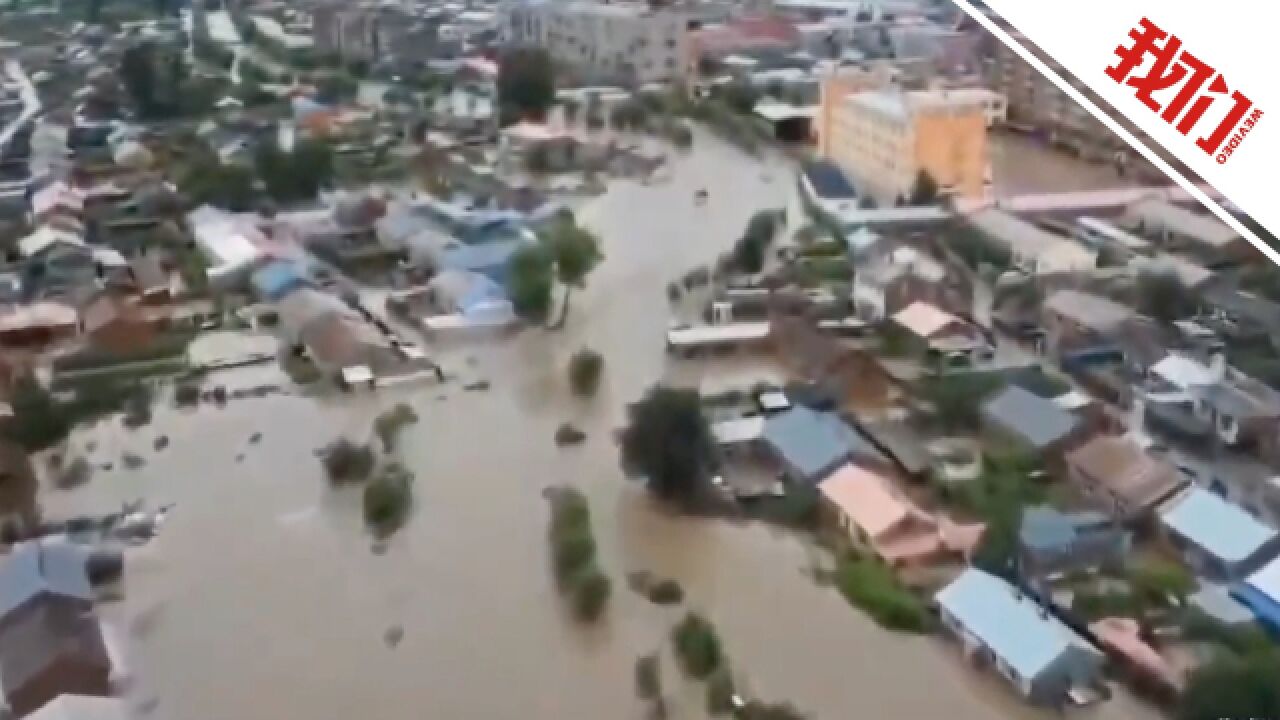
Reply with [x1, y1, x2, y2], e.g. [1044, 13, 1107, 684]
[762, 406, 884, 482]
[982, 385, 1080, 450]
[0, 539, 92, 622]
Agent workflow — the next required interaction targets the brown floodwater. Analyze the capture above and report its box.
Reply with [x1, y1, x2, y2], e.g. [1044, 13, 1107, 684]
[40, 130, 1161, 720]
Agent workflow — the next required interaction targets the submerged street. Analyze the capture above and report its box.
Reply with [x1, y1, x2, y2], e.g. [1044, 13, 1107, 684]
[41, 130, 1160, 720]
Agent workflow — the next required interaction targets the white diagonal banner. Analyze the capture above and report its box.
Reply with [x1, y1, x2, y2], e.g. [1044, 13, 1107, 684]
[955, 0, 1280, 264]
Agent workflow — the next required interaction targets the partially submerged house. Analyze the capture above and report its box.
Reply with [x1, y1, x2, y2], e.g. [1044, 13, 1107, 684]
[187, 205, 271, 288]
[819, 463, 983, 568]
[761, 405, 886, 485]
[421, 269, 515, 331]
[1125, 199, 1251, 265]
[1018, 505, 1130, 578]
[1065, 435, 1185, 521]
[967, 209, 1097, 276]
[1041, 290, 1133, 360]
[853, 247, 956, 323]
[0, 599, 113, 717]
[1159, 487, 1280, 583]
[935, 567, 1103, 705]
[891, 300, 987, 364]
[1146, 353, 1280, 452]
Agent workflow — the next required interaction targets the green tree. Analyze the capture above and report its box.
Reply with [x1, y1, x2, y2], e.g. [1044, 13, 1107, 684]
[620, 386, 715, 503]
[363, 462, 414, 536]
[180, 153, 257, 212]
[498, 47, 555, 124]
[672, 612, 722, 679]
[568, 348, 604, 396]
[1179, 653, 1280, 720]
[908, 170, 940, 206]
[1136, 270, 1197, 325]
[733, 235, 765, 273]
[507, 244, 555, 321]
[5, 375, 71, 452]
[1131, 558, 1195, 608]
[542, 217, 602, 326]
[255, 138, 334, 204]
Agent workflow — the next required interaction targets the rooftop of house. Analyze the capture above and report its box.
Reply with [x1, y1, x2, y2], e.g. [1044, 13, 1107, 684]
[1019, 505, 1122, 553]
[1160, 487, 1277, 565]
[1066, 435, 1184, 512]
[892, 300, 962, 340]
[0, 598, 110, 697]
[981, 385, 1080, 450]
[968, 209, 1096, 262]
[0, 539, 93, 621]
[936, 568, 1098, 680]
[1043, 289, 1133, 334]
[845, 88, 989, 122]
[1127, 199, 1240, 248]
[762, 406, 884, 481]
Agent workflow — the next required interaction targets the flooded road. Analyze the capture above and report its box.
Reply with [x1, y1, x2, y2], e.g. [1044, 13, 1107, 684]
[43, 130, 1159, 720]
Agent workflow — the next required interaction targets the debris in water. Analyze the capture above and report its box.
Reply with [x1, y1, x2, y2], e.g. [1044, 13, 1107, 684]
[122, 453, 145, 469]
[554, 422, 586, 447]
[211, 385, 228, 406]
[371, 539, 388, 555]
[249, 432, 262, 444]
[86, 441, 97, 453]
[383, 625, 404, 648]
[98, 462, 113, 472]
[136, 697, 160, 715]
[153, 435, 169, 451]
[463, 380, 490, 392]
[235, 454, 245, 463]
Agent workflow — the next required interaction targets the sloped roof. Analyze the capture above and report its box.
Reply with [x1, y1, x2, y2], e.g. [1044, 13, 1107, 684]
[1019, 505, 1114, 552]
[1160, 487, 1276, 565]
[820, 464, 925, 540]
[893, 300, 961, 339]
[982, 385, 1079, 449]
[0, 539, 92, 621]
[936, 568, 1098, 680]
[1066, 436, 1183, 511]
[1044, 290, 1132, 333]
[762, 406, 883, 481]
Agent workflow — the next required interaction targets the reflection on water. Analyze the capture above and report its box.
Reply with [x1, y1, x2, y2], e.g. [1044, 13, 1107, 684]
[41, 130, 1158, 720]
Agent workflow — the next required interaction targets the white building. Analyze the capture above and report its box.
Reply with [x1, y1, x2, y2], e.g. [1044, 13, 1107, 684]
[504, 0, 689, 85]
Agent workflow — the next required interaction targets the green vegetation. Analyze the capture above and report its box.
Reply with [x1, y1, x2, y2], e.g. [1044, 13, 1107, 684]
[508, 244, 555, 321]
[907, 170, 940, 206]
[363, 462, 414, 537]
[320, 438, 375, 485]
[373, 403, 419, 453]
[634, 653, 661, 700]
[1135, 270, 1198, 325]
[546, 486, 611, 622]
[497, 47, 555, 123]
[706, 666, 737, 715]
[919, 373, 1004, 431]
[609, 99, 650, 131]
[672, 612, 723, 679]
[541, 215, 603, 327]
[941, 452, 1044, 576]
[833, 556, 930, 633]
[947, 223, 1011, 271]
[619, 386, 716, 505]
[178, 150, 258, 212]
[1130, 557, 1195, 608]
[733, 210, 781, 274]
[255, 138, 335, 204]
[5, 375, 154, 452]
[120, 41, 219, 119]
[1179, 651, 1280, 720]
[568, 348, 604, 397]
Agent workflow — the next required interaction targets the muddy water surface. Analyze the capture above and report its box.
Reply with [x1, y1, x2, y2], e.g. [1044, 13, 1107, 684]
[42, 131, 1160, 720]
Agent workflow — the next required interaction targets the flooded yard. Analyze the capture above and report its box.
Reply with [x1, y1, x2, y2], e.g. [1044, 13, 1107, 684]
[40, 129, 1159, 720]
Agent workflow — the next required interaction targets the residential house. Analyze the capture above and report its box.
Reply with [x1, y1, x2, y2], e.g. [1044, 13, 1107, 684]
[853, 245, 962, 322]
[0, 599, 113, 717]
[500, 123, 583, 172]
[277, 288, 393, 377]
[1089, 617, 1184, 695]
[1146, 353, 1280, 452]
[1125, 199, 1251, 264]
[78, 294, 158, 355]
[819, 463, 983, 568]
[0, 539, 94, 629]
[187, 205, 270, 288]
[127, 253, 170, 304]
[422, 269, 515, 327]
[0, 302, 79, 346]
[1159, 487, 1280, 583]
[968, 209, 1097, 275]
[1065, 435, 1185, 521]
[761, 405, 886, 484]
[28, 695, 127, 720]
[981, 385, 1084, 457]
[1018, 505, 1130, 578]
[935, 567, 1104, 704]
[1235, 554, 1280, 632]
[251, 259, 312, 303]
[1041, 290, 1133, 358]
[30, 181, 86, 227]
[891, 300, 987, 363]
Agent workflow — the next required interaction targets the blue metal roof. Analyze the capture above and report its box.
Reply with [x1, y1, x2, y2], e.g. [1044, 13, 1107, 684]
[802, 160, 857, 200]
[251, 259, 309, 302]
[1161, 488, 1276, 565]
[762, 406, 883, 481]
[936, 568, 1096, 680]
[0, 540, 92, 621]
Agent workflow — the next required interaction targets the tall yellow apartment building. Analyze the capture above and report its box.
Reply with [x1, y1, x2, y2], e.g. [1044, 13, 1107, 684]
[821, 84, 992, 203]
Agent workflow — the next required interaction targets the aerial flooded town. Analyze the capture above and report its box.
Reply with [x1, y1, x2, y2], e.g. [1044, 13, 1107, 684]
[0, 0, 1277, 718]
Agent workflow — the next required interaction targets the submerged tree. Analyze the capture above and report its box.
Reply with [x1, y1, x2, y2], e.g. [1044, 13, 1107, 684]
[619, 386, 715, 503]
[498, 47, 555, 124]
[542, 217, 602, 327]
[908, 170, 940, 206]
[507, 244, 555, 321]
